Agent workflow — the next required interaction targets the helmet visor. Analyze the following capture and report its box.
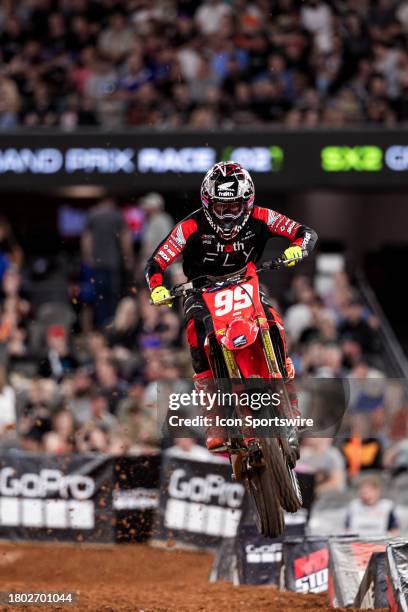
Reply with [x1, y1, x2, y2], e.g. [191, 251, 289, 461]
[213, 200, 244, 220]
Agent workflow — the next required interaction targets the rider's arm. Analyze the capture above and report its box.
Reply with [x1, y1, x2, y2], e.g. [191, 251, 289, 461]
[144, 218, 198, 290]
[253, 206, 318, 256]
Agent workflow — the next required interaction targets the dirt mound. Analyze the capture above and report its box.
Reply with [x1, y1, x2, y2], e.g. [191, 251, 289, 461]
[0, 542, 350, 611]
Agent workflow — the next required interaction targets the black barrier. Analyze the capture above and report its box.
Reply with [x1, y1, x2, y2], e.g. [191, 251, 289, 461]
[210, 479, 309, 586]
[353, 551, 388, 609]
[235, 510, 308, 586]
[387, 542, 408, 612]
[0, 129, 407, 190]
[0, 451, 114, 543]
[113, 454, 161, 543]
[283, 536, 329, 594]
[153, 453, 245, 549]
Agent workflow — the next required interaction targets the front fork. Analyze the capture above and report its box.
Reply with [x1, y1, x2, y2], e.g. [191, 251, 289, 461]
[220, 320, 296, 480]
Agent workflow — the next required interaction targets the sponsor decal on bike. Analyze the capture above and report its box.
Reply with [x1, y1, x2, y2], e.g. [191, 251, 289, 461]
[232, 335, 248, 347]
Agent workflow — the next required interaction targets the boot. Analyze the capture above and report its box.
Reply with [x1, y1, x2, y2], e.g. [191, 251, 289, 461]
[193, 370, 226, 452]
[285, 357, 300, 467]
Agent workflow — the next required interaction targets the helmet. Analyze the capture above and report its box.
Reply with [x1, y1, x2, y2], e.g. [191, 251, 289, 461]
[200, 161, 255, 240]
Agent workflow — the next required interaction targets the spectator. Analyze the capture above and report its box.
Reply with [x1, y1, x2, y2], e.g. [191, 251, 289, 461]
[79, 388, 117, 430]
[0, 366, 16, 441]
[98, 10, 135, 63]
[315, 344, 345, 377]
[338, 300, 380, 355]
[94, 358, 127, 415]
[0, 216, 23, 280]
[0, 1, 405, 127]
[38, 325, 78, 382]
[81, 197, 133, 326]
[105, 297, 140, 352]
[43, 408, 75, 453]
[195, 0, 232, 36]
[299, 437, 346, 496]
[0, 68, 20, 128]
[345, 474, 399, 535]
[139, 193, 173, 270]
[300, 0, 333, 53]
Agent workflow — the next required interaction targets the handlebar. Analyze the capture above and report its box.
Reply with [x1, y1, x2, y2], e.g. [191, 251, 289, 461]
[150, 255, 303, 306]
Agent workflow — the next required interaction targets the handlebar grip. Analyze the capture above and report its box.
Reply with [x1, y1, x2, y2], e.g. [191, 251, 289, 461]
[150, 297, 174, 306]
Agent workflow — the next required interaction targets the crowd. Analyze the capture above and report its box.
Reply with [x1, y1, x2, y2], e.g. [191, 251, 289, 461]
[0, 195, 407, 526]
[0, 0, 408, 128]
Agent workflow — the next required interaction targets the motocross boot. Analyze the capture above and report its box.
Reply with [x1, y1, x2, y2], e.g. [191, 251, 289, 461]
[194, 371, 226, 451]
[285, 357, 300, 468]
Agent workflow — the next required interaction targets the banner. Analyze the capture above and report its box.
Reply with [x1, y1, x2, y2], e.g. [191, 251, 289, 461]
[0, 129, 407, 190]
[328, 536, 389, 607]
[353, 551, 388, 609]
[233, 494, 307, 586]
[387, 542, 408, 612]
[0, 451, 114, 543]
[283, 536, 329, 594]
[154, 454, 245, 549]
[113, 454, 160, 543]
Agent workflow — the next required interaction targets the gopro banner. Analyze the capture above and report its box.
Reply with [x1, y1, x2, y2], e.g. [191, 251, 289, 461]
[0, 451, 114, 543]
[154, 454, 245, 549]
[0, 129, 407, 190]
[283, 536, 329, 594]
[387, 542, 408, 612]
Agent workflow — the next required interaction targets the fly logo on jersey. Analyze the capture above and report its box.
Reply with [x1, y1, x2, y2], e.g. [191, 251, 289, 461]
[203, 244, 255, 266]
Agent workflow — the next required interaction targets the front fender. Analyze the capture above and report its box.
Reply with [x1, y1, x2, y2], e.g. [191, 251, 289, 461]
[221, 316, 259, 351]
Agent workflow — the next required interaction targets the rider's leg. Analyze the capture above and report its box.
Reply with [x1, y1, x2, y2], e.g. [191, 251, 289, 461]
[185, 296, 226, 451]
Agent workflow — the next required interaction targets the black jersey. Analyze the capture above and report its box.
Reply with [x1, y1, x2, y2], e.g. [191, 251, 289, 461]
[145, 205, 317, 289]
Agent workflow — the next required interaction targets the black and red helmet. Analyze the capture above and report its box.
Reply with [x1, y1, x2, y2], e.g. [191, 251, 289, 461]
[200, 161, 255, 240]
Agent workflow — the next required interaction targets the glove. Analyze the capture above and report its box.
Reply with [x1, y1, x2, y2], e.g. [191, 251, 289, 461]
[151, 285, 173, 308]
[283, 245, 303, 267]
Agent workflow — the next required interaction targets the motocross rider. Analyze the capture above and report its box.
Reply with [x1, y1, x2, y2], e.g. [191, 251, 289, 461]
[145, 161, 318, 460]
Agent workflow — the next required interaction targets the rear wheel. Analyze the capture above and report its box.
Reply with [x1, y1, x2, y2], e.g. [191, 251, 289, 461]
[246, 463, 284, 538]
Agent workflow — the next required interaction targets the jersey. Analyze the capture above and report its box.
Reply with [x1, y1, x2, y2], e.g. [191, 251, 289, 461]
[145, 205, 318, 289]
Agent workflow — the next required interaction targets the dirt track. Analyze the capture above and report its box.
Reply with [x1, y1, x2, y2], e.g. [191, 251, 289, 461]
[0, 542, 353, 611]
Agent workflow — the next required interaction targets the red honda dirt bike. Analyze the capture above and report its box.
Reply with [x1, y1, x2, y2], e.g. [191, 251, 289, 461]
[154, 258, 303, 538]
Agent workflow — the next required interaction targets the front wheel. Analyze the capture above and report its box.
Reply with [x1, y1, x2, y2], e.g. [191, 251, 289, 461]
[245, 463, 284, 538]
[261, 437, 302, 513]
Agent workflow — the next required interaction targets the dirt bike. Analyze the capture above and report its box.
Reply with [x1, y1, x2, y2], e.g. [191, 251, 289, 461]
[153, 257, 303, 538]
